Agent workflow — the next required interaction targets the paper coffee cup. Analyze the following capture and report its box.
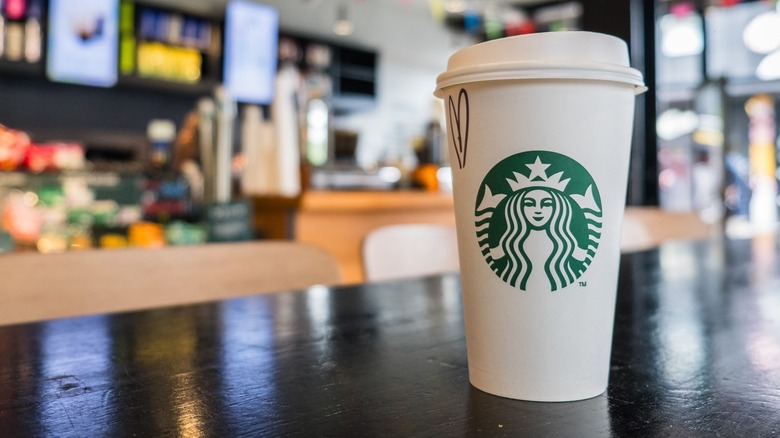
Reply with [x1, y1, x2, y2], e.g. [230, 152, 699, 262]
[435, 32, 645, 402]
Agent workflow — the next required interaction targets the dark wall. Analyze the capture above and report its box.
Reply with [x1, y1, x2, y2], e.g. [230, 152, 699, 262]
[0, 72, 201, 157]
[580, 0, 658, 206]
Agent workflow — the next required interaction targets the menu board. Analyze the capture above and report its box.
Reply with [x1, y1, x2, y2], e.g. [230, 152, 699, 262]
[46, 0, 119, 87]
[223, 0, 279, 104]
[206, 200, 253, 242]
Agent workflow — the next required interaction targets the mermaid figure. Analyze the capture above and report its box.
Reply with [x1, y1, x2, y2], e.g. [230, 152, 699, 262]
[490, 188, 589, 290]
[476, 155, 600, 291]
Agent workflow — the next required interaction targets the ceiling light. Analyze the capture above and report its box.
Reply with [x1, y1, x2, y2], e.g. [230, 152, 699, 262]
[656, 109, 699, 140]
[743, 9, 780, 54]
[443, 0, 466, 14]
[756, 50, 780, 81]
[333, 4, 353, 36]
[660, 12, 704, 58]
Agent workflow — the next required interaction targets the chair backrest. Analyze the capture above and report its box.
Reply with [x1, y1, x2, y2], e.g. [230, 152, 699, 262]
[362, 223, 459, 282]
[621, 207, 713, 252]
[0, 241, 341, 326]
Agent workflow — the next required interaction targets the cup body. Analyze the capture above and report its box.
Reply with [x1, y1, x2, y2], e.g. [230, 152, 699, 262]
[436, 32, 644, 402]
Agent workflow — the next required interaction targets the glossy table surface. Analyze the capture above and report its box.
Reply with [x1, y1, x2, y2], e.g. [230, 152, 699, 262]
[1, 237, 780, 436]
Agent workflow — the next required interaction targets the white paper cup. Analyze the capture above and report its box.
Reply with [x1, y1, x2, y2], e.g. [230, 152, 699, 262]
[435, 32, 645, 402]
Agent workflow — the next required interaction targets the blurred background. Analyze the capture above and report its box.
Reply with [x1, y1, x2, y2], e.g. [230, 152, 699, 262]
[0, 0, 778, 255]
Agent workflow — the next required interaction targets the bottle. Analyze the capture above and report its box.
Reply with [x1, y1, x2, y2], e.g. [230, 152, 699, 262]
[23, 0, 40, 63]
[4, 21, 22, 61]
[0, 3, 5, 60]
[214, 86, 236, 203]
[167, 14, 182, 45]
[147, 119, 176, 172]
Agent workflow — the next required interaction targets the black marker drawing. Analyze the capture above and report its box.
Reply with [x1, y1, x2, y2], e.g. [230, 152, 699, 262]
[448, 88, 469, 169]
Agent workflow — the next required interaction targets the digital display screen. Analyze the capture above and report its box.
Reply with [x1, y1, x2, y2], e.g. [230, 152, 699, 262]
[46, 0, 119, 87]
[223, 1, 279, 104]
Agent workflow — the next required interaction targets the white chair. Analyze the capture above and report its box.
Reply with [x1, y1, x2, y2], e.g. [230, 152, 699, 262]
[0, 241, 341, 326]
[621, 207, 714, 252]
[362, 223, 460, 281]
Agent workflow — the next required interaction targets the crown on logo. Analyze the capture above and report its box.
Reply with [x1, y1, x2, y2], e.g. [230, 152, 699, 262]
[506, 156, 570, 192]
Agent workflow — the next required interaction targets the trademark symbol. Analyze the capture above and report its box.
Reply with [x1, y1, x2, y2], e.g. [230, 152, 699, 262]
[579, 281, 587, 287]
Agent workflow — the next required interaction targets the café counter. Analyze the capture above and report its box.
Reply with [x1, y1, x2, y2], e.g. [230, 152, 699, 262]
[293, 190, 456, 284]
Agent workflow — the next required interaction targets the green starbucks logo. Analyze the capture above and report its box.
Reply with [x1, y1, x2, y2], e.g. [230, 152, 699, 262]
[475, 151, 602, 291]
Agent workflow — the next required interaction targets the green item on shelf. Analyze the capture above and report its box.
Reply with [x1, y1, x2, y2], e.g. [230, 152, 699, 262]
[165, 221, 207, 246]
[0, 231, 14, 253]
[91, 200, 119, 227]
[67, 208, 93, 226]
[37, 186, 64, 207]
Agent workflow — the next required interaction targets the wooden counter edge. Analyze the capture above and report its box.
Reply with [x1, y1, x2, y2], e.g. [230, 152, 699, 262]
[300, 190, 454, 213]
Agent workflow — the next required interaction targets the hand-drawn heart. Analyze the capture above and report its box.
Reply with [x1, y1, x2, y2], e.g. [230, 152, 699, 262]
[448, 88, 469, 169]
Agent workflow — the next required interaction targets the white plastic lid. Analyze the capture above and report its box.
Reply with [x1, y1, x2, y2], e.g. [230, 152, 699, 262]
[435, 32, 646, 97]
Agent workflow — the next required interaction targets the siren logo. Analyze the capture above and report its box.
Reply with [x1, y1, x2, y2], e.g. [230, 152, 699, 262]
[475, 151, 602, 291]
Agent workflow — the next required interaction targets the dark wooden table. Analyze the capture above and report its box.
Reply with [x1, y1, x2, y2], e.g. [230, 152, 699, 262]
[2, 237, 780, 437]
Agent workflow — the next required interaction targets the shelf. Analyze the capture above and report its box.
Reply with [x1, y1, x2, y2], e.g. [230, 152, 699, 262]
[656, 86, 698, 103]
[332, 93, 377, 115]
[117, 74, 219, 96]
[658, 79, 780, 102]
[281, 31, 378, 112]
[120, 1, 223, 96]
[725, 79, 780, 98]
[0, 59, 44, 77]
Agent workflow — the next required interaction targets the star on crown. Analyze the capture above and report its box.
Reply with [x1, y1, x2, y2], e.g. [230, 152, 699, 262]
[506, 156, 570, 192]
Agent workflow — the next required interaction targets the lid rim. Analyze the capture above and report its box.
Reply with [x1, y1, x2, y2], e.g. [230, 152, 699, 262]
[434, 77, 648, 97]
[434, 60, 646, 97]
[435, 32, 646, 97]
